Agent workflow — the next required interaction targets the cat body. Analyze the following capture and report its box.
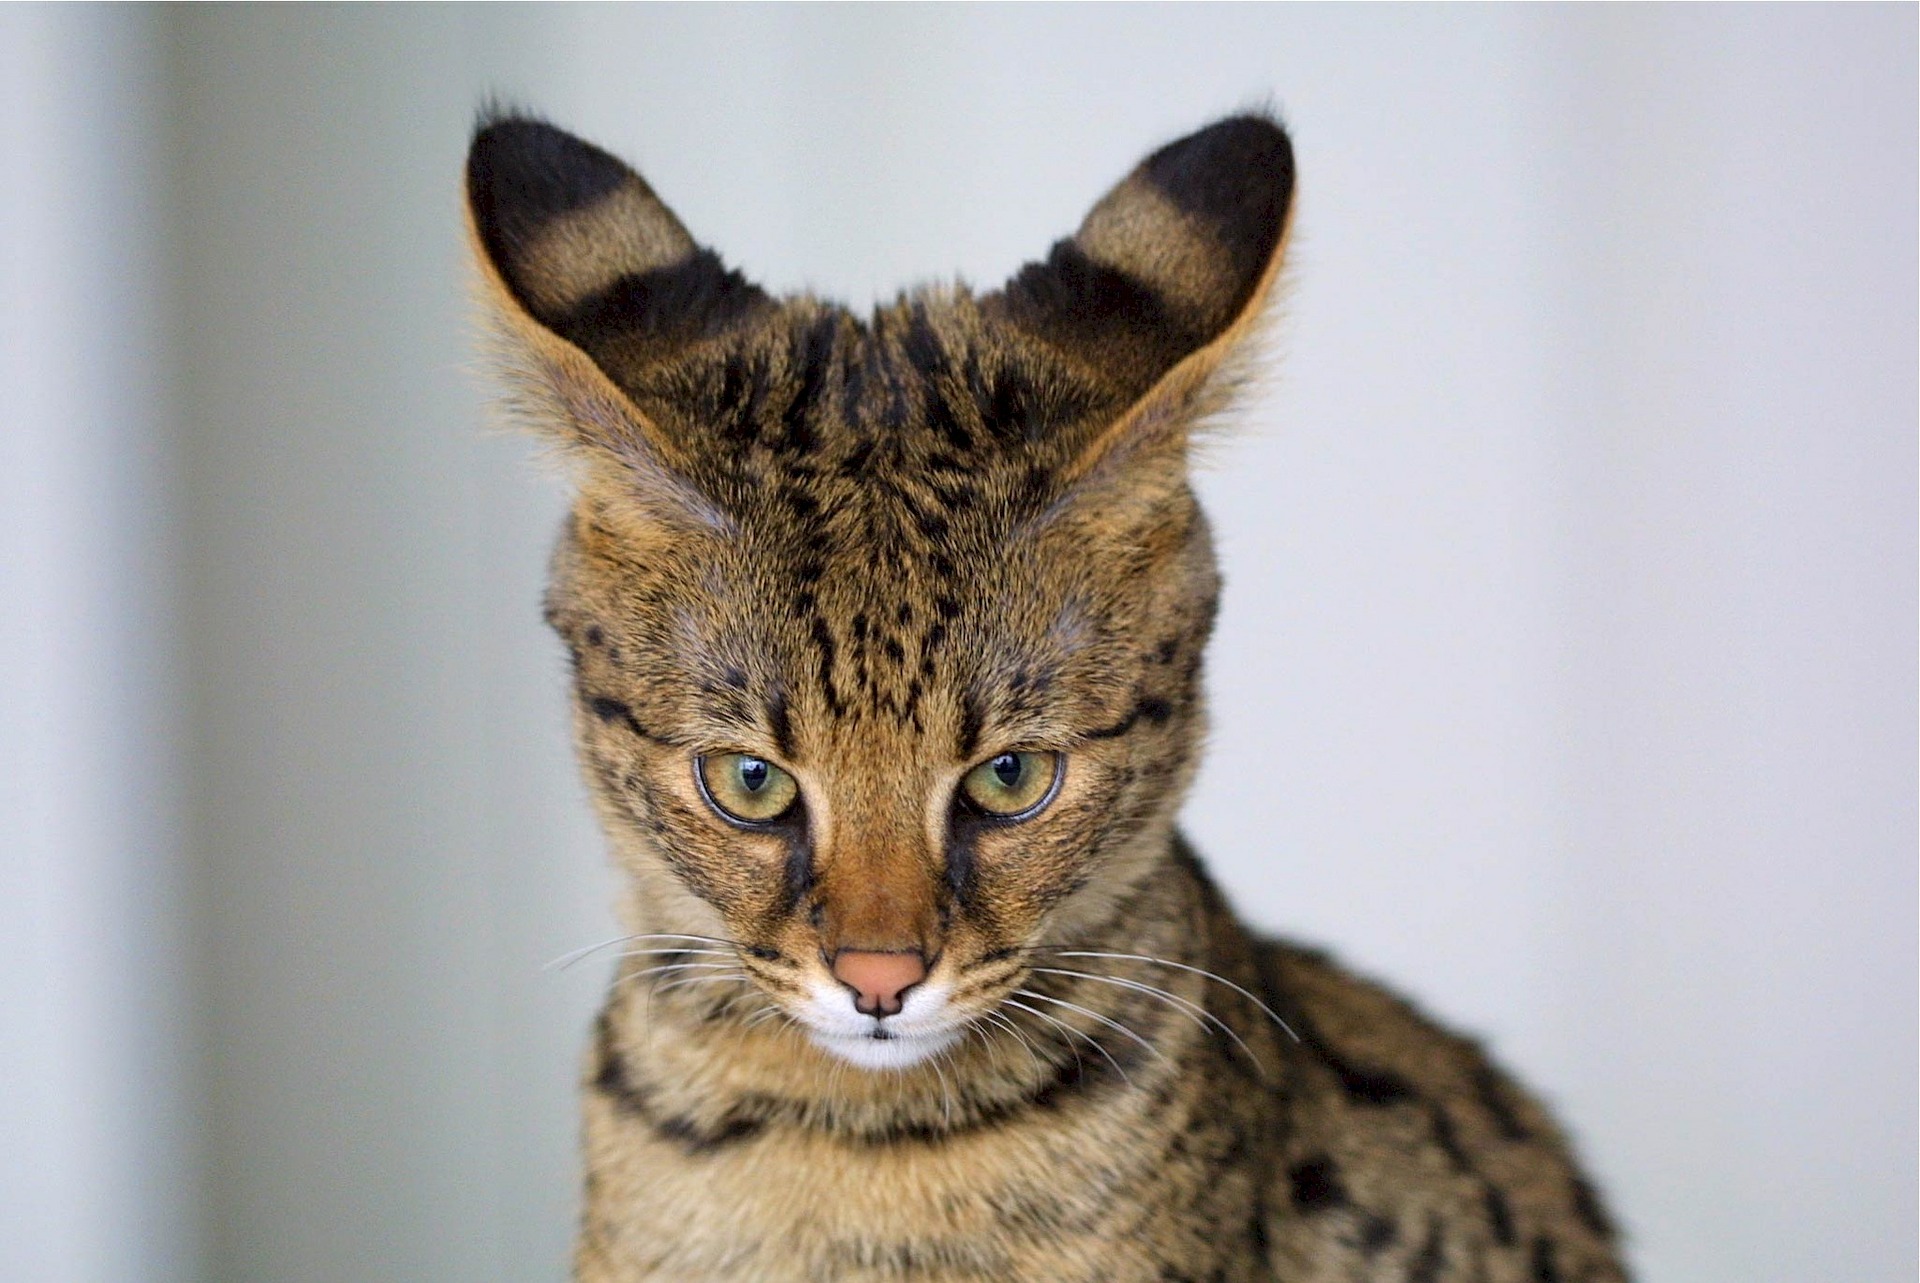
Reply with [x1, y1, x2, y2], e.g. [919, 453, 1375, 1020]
[466, 110, 1628, 1282]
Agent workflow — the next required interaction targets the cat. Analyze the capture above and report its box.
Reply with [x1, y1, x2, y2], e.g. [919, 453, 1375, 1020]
[466, 108, 1630, 1283]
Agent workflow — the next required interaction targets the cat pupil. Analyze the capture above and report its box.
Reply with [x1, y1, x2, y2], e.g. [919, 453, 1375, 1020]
[739, 758, 768, 792]
[992, 755, 1022, 788]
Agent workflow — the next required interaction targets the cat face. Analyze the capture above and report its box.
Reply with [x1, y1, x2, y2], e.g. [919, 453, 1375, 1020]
[468, 113, 1292, 1067]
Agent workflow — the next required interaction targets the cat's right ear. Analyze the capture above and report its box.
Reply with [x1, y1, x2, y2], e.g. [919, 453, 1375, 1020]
[464, 112, 760, 529]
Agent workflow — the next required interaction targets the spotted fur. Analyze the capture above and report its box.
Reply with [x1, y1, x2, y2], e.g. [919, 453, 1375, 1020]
[467, 110, 1629, 1282]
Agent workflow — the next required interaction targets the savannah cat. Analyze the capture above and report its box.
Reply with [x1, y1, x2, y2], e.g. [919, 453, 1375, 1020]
[466, 109, 1629, 1283]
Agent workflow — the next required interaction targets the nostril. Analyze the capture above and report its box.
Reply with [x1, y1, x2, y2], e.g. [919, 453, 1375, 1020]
[831, 950, 927, 1018]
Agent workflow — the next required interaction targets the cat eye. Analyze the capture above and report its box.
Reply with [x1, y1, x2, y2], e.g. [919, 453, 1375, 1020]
[696, 753, 800, 825]
[959, 751, 1062, 820]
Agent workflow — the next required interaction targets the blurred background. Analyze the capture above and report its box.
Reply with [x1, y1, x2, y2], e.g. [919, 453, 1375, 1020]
[2, 5, 1913, 1281]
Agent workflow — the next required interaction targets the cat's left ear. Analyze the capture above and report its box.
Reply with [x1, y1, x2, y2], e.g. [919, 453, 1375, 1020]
[992, 113, 1295, 484]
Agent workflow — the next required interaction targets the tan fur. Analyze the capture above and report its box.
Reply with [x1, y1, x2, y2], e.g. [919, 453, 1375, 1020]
[466, 112, 1629, 1282]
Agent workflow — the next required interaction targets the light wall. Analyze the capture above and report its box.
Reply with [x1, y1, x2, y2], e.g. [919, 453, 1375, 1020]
[3, 7, 1913, 1282]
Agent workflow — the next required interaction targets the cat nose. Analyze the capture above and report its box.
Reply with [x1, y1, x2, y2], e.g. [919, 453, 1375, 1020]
[831, 950, 927, 1017]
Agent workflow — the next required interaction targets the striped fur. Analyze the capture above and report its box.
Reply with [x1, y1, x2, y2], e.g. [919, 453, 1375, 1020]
[468, 111, 1629, 1282]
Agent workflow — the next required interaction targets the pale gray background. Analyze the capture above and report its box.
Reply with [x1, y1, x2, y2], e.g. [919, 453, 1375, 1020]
[3, 5, 1913, 1282]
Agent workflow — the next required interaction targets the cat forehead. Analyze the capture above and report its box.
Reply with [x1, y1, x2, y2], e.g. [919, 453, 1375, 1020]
[601, 293, 1117, 469]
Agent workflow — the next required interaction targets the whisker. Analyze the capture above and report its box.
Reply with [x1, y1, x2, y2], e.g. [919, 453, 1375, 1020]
[1040, 949, 1299, 1042]
[1032, 966, 1265, 1076]
[543, 933, 635, 971]
[742, 1005, 789, 1030]
[544, 932, 736, 971]
[1015, 988, 1165, 1064]
[615, 960, 742, 992]
[652, 973, 751, 997]
[612, 948, 736, 960]
[979, 1008, 1045, 1078]
[1001, 997, 1126, 1086]
[927, 1046, 955, 1129]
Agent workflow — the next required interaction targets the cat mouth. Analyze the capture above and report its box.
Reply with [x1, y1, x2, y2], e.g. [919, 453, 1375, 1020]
[805, 1023, 962, 1071]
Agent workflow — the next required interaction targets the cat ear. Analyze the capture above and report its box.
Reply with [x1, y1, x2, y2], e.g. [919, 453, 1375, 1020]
[464, 113, 763, 527]
[993, 113, 1295, 486]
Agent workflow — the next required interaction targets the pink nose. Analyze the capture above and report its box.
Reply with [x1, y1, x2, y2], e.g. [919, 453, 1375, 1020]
[831, 950, 927, 1017]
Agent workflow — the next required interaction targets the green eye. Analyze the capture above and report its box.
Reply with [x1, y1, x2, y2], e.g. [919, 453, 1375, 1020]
[959, 751, 1061, 819]
[697, 754, 799, 824]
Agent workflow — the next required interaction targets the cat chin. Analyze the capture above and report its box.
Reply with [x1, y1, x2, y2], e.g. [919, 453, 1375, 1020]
[807, 1026, 962, 1072]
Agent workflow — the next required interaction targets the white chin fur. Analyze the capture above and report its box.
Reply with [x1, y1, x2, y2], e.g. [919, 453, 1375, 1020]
[807, 1026, 962, 1071]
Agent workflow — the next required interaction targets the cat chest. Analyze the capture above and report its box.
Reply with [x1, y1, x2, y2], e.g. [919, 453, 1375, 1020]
[579, 1091, 1244, 1282]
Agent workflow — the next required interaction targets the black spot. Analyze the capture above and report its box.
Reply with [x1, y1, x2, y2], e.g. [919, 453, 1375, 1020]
[781, 832, 815, 914]
[1332, 1059, 1419, 1107]
[957, 693, 985, 760]
[1569, 1173, 1616, 1240]
[766, 688, 793, 759]
[1484, 1185, 1517, 1246]
[925, 385, 975, 453]
[971, 364, 1041, 444]
[1427, 1104, 1473, 1168]
[1287, 1156, 1347, 1212]
[839, 438, 875, 477]
[1407, 1216, 1445, 1283]
[653, 1109, 765, 1154]
[900, 302, 948, 379]
[1357, 1213, 1397, 1254]
[931, 481, 976, 512]
[585, 624, 605, 648]
[1530, 1237, 1562, 1283]
[588, 695, 655, 741]
[810, 618, 843, 715]
[782, 487, 820, 520]
[782, 312, 839, 450]
[945, 831, 977, 904]
[1473, 1066, 1533, 1141]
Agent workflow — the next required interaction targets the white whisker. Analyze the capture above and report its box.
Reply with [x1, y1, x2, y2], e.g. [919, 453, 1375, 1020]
[1001, 997, 1126, 1086]
[979, 1008, 1045, 1078]
[543, 932, 736, 971]
[1015, 987, 1165, 1064]
[1042, 949, 1299, 1042]
[1032, 966, 1265, 1076]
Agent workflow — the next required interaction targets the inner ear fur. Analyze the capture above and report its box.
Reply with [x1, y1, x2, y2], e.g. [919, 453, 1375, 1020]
[992, 112, 1296, 488]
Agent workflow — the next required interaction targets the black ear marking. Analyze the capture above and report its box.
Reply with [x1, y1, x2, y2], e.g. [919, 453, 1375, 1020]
[467, 115, 645, 305]
[466, 112, 769, 373]
[1131, 114, 1295, 327]
[991, 112, 1295, 405]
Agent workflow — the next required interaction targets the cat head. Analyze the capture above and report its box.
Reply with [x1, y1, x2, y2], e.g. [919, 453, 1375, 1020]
[467, 111, 1293, 1069]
